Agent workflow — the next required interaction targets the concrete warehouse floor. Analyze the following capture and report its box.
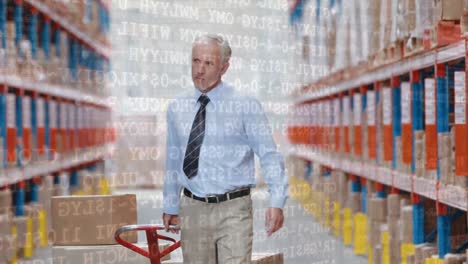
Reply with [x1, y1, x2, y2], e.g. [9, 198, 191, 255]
[21, 188, 366, 264]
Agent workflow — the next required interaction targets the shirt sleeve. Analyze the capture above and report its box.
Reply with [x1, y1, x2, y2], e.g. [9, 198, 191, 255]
[244, 98, 288, 209]
[163, 103, 183, 215]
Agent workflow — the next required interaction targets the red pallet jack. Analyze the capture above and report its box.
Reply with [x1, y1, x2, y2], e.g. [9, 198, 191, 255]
[115, 224, 181, 264]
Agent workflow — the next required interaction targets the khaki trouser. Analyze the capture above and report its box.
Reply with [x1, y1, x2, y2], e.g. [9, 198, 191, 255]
[180, 194, 253, 264]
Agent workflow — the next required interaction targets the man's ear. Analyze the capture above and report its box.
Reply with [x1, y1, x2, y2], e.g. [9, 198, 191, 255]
[220, 62, 230, 75]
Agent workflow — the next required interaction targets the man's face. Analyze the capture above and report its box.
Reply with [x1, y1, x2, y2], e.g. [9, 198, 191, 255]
[191, 41, 229, 92]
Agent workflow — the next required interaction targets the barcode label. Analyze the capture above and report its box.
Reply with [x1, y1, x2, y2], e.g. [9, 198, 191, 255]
[455, 72, 466, 125]
[367, 91, 375, 125]
[383, 87, 392, 125]
[425, 78, 436, 125]
[401, 82, 411, 124]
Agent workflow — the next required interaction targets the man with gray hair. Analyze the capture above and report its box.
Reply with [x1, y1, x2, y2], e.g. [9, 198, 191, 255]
[162, 34, 288, 263]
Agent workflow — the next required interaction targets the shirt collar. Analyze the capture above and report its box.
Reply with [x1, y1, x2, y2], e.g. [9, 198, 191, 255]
[193, 81, 224, 105]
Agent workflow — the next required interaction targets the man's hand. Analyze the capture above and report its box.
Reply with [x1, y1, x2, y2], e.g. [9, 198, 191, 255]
[163, 213, 180, 234]
[265, 207, 284, 237]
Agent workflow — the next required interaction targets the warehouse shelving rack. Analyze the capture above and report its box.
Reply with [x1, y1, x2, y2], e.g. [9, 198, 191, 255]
[289, 38, 468, 259]
[0, 0, 114, 261]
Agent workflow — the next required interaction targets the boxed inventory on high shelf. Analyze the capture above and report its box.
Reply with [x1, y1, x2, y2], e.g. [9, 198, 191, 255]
[288, 0, 468, 263]
[0, 0, 115, 262]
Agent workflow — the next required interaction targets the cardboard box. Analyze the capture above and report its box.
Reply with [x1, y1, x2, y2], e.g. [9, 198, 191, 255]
[437, 0, 464, 20]
[51, 194, 137, 245]
[52, 243, 171, 264]
[13, 216, 28, 248]
[401, 206, 413, 243]
[373, 245, 382, 264]
[349, 192, 361, 214]
[0, 188, 12, 215]
[415, 244, 437, 264]
[0, 213, 15, 261]
[387, 194, 400, 217]
[369, 197, 387, 222]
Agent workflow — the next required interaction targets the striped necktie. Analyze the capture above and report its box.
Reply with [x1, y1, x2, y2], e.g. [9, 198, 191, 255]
[183, 94, 210, 179]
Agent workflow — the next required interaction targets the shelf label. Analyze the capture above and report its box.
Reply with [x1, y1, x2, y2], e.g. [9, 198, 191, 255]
[37, 98, 45, 128]
[343, 96, 350, 126]
[353, 93, 361, 125]
[49, 100, 57, 129]
[6, 94, 15, 128]
[425, 78, 436, 125]
[454, 72, 466, 125]
[334, 98, 340, 127]
[22, 96, 31, 129]
[401, 82, 411, 124]
[383, 87, 392, 125]
[367, 91, 375, 125]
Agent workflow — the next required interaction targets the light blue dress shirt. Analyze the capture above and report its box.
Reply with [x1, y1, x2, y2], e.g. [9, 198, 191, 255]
[163, 82, 288, 215]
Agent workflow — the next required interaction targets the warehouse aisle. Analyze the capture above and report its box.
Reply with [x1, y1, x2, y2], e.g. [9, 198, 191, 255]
[113, 188, 367, 264]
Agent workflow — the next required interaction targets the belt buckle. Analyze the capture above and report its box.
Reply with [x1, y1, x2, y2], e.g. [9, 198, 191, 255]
[205, 195, 219, 203]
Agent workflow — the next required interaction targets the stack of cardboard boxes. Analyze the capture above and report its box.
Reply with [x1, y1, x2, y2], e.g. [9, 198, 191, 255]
[50, 194, 172, 264]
